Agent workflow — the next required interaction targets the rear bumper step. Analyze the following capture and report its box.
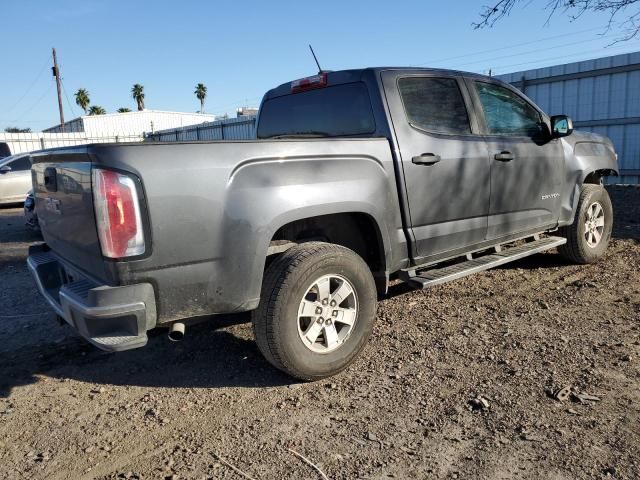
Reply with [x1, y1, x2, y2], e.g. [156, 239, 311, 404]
[27, 246, 157, 352]
[405, 235, 567, 289]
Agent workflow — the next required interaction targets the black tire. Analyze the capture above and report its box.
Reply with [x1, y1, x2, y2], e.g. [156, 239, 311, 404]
[252, 242, 377, 381]
[558, 184, 613, 264]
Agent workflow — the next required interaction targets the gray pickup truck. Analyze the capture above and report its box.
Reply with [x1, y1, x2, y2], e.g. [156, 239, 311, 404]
[28, 68, 618, 380]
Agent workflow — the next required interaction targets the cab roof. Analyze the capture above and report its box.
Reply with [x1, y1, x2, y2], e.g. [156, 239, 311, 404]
[263, 67, 497, 100]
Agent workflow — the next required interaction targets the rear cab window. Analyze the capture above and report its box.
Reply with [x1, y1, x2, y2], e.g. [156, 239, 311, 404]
[257, 82, 376, 139]
[397, 77, 471, 135]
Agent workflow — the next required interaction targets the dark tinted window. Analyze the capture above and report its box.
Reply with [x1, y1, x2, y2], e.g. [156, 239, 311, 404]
[257, 82, 376, 139]
[0, 143, 11, 158]
[475, 82, 542, 136]
[8, 156, 31, 171]
[398, 77, 471, 135]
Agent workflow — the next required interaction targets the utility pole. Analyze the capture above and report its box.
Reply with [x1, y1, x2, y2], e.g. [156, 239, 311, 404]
[52, 48, 65, 132]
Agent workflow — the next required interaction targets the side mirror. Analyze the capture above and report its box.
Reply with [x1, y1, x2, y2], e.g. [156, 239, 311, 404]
[0, 165, 11, 174]
[551, 115, 574, 138]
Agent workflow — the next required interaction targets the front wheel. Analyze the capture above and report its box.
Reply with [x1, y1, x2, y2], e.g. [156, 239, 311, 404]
[558, 184, 613, 264]
[252, 242, 377, 381]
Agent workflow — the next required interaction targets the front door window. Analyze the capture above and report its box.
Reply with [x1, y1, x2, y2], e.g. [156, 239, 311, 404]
[475, 82, 542, 138]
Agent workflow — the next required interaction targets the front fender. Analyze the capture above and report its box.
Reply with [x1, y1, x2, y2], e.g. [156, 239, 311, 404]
[559, 132, 619, 225]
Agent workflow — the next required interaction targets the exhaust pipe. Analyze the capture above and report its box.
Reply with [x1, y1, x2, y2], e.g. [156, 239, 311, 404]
[168, 322, 185, 342]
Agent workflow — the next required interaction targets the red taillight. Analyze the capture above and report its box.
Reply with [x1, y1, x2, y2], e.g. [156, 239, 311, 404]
[93, 168, 145, 258]
[291, 73, 328, 93]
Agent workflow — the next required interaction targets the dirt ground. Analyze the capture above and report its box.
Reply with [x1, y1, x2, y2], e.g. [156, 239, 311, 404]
[0, 186, 638, 480]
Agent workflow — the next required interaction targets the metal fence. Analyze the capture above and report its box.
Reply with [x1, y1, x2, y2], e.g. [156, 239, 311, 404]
[0, 131, 144, 156]
[498, 52, 640, 184]
[145, 116, 257, 142]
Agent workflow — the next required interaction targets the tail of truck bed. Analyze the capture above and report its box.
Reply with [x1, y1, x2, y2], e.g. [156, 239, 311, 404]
[31, 148, 107, 280]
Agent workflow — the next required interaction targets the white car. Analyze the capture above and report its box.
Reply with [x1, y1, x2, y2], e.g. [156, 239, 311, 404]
[0, 153, 32, 205]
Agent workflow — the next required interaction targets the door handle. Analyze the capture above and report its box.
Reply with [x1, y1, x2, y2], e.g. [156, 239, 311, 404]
[44, 167, 58, 192]
[494, 151, 514, 162]
[412, 153, 441, 165]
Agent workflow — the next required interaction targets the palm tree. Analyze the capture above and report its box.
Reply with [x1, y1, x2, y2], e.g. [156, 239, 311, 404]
[88, 105, 106, 115]
[131, 84, 145, 111]
[75, 88, 90, 114]
[117, 107, 131, 113]
[194, 83, 207, 113]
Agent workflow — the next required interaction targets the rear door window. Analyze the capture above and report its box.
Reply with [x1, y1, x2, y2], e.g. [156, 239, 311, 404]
[257, 82, 376, 138]
[398, 77, 471, 135]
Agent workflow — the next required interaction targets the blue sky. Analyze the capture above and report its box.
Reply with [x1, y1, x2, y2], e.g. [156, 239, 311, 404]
[2, 0, 639, 131]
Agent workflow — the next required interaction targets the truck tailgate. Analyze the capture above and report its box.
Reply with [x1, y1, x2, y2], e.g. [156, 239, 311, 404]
[31, 149, 107, 280]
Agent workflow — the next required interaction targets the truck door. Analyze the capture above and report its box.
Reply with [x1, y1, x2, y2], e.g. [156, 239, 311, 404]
[381, 72, 491, 262]
[466, 80, 564, 239]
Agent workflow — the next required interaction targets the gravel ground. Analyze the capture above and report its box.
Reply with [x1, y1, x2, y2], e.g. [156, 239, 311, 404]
[0, 186, 638, 480]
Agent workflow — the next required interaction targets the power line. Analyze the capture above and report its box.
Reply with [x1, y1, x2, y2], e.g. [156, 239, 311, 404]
[487, 43, 640, 74]
[450, 31, 621, 70]
[61, 79, 78, 118]
[10, 81, 55, 124]
[210, 34, 613, 112]
[5, 56, 51, 113]
[418, 26, 607, 67]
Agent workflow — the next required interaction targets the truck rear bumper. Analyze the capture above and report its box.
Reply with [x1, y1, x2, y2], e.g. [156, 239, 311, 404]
[27, 245, 157, 352]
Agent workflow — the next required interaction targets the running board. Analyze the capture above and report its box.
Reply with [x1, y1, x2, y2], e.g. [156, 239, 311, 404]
[406, 236, 566, 289]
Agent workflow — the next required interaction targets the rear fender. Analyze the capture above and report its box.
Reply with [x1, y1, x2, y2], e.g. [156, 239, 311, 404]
[220, 154, 398, 307]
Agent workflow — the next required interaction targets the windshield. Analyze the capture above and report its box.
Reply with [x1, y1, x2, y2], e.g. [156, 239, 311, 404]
[257, 82, 376, 139]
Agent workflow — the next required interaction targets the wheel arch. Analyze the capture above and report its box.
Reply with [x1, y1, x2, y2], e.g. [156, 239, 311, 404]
[268, 211, 389, 293]
[583, 168, 618, 185]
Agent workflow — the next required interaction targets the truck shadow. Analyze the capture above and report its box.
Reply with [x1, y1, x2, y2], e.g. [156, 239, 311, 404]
[0, 314, 294, 398]
[0, 206, 294, 397]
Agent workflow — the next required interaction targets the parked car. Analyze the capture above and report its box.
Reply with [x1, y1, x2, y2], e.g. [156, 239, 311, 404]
[28, 68, 618, 380]
[24, 190, 40, 232]
[0, 153, 32, 205]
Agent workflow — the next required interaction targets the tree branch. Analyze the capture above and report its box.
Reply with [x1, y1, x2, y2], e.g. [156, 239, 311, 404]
[474, 0, 640, 42]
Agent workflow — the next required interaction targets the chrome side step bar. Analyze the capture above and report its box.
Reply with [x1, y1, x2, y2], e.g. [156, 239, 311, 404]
[405, 236, 566, 289]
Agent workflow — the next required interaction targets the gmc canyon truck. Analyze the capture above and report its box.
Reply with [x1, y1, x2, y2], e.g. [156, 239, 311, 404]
[28, 68, 618, 380]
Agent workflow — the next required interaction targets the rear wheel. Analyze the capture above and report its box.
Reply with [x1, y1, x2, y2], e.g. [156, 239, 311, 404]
[252, 242, 377, 380]
[558, 184, 613, 264]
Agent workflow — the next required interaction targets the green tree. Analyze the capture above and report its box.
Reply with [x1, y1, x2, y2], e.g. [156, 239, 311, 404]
[194, 83, 207, 113]
[4, 127, 31, 133]
[117, 107, 132, 113]
[88, 105, 106, 115]
[74, 88, 90, 114]
[131, 84, 145, 111]
[476, 0, 640, 41]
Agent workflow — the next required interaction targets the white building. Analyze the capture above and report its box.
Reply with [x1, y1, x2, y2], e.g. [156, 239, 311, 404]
[0, 131, 145, 157]
[236, 107, 259, 117]
[0, 110, 216, 157]
[43, 110, 216, 134]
